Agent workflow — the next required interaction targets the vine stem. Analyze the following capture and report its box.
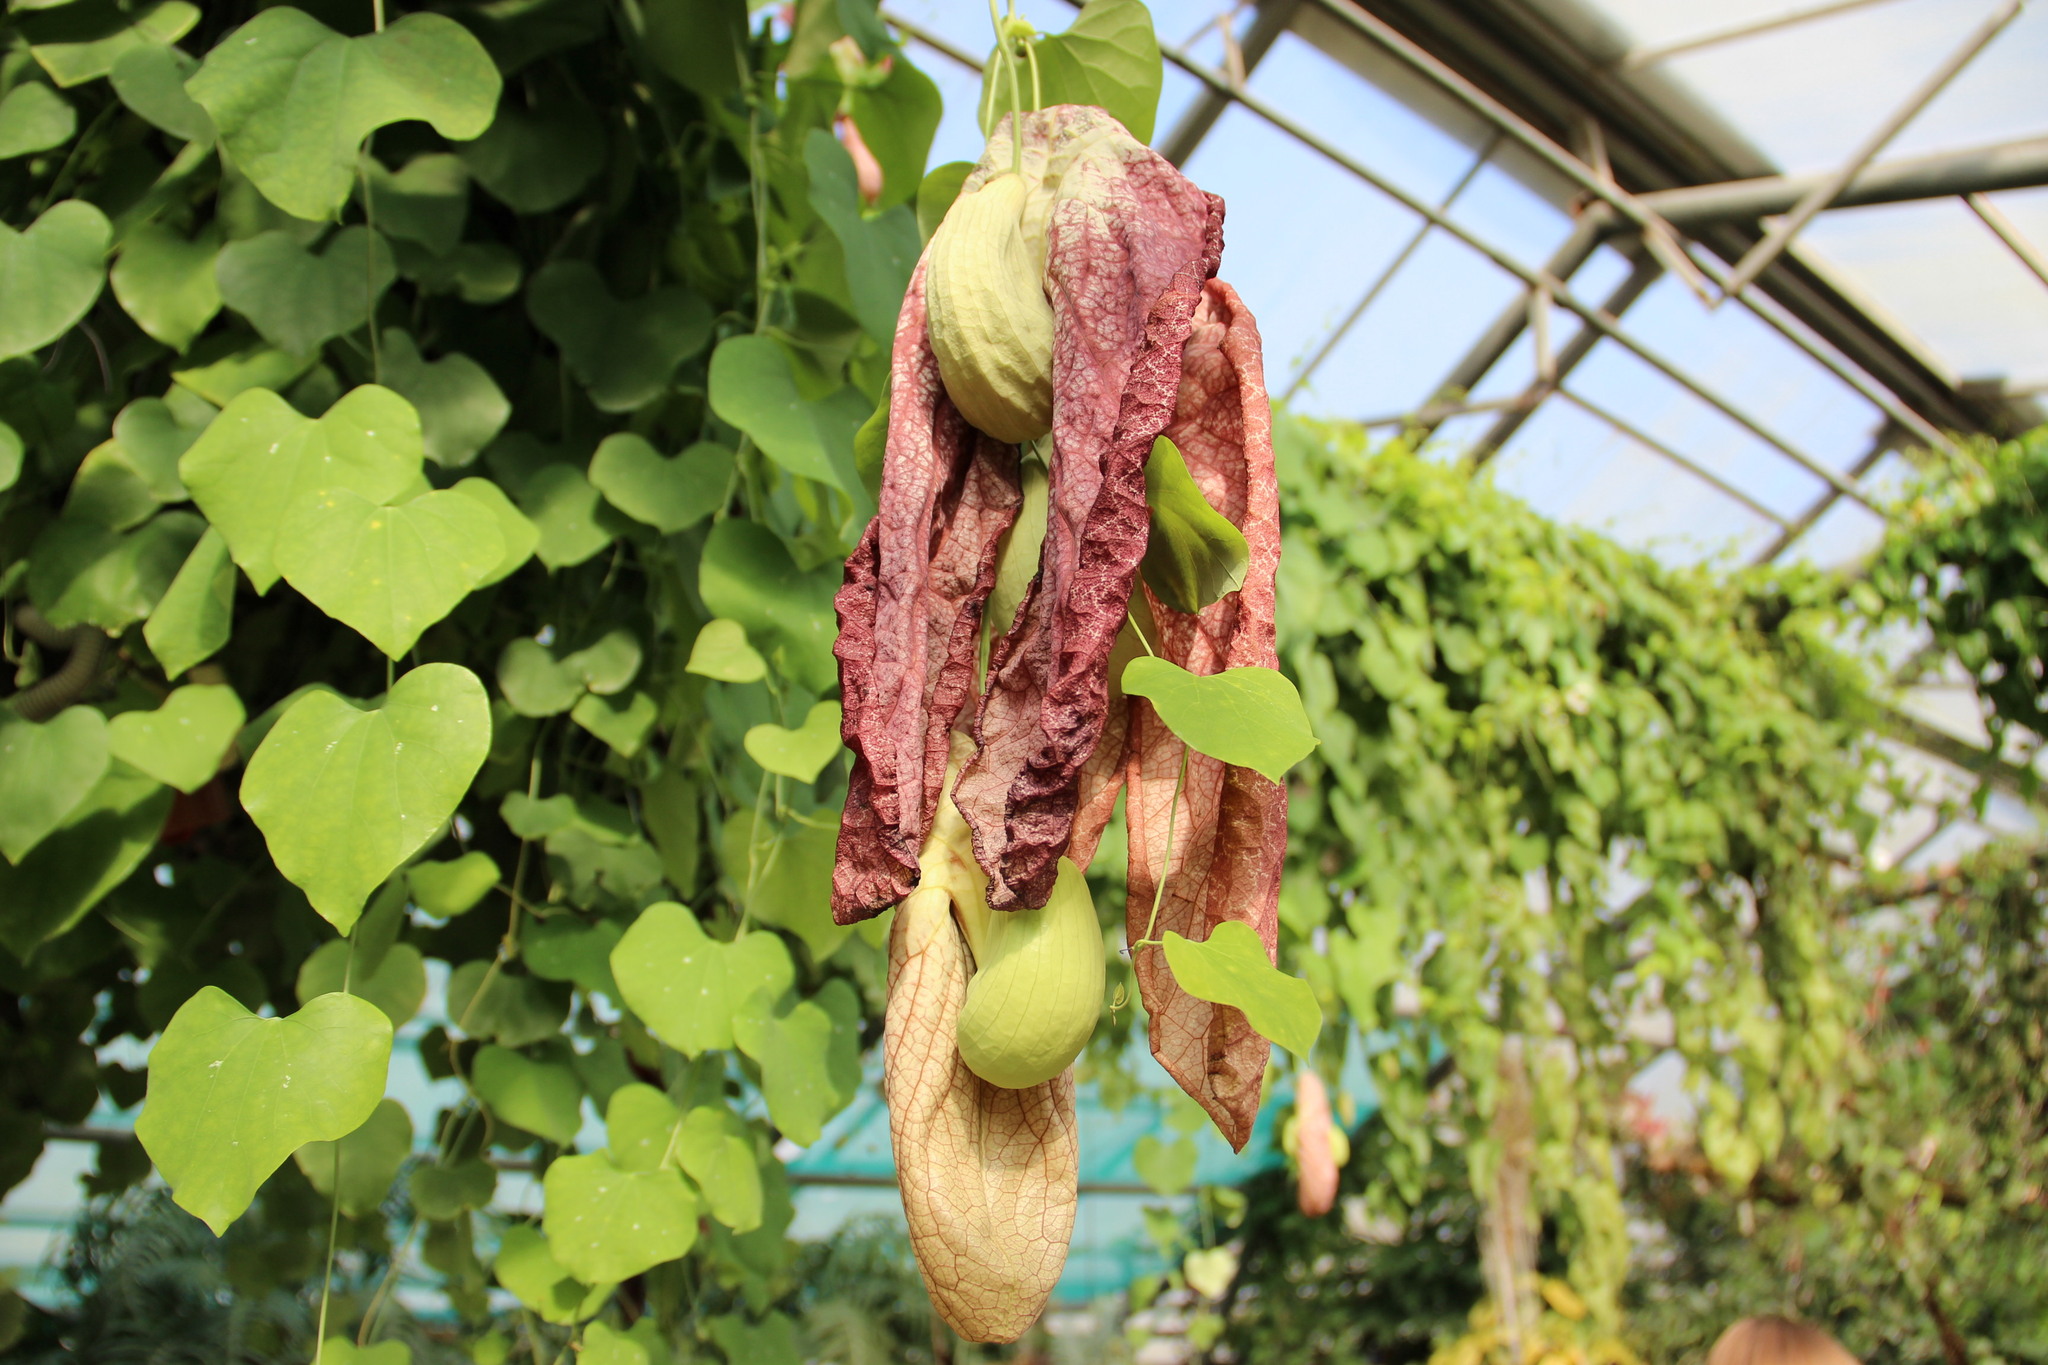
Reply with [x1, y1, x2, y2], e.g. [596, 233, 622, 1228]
[312, 1143, 344, 1360]
[360, 137, 381, 385]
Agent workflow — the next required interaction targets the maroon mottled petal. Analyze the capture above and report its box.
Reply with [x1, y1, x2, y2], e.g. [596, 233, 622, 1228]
[832, 263, 1021, 923]
[953, 108, 1224, 911]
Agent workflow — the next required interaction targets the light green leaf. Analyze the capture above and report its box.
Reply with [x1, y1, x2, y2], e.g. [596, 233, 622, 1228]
[523, 918, 622, 999]
[110, 222, 220, 352]
[143, 526, 236, 678]
[719, 810, 846, 964]
[0, 707, 109, 864]
[915, 161, 974, 244]
[106, 683, 244, 793]
[275, 485, 504, 658]
[1161, 922, 1321, 1058]
[582, 1322, 649, 1365]
[804, 130, 920, 343]
[610, 902, 794, 1057]
[1133, 1133, 1197, 1195]
[399, 240, 522, 304]
[240, 663, 491, 933]
[27, 510, 204, 631]
[215, 227, 396, 358]
[448, 477, 538, 586]
[498, 638, 583, 717]
[408, 1158, 495, 1219]
[982, 0, 1162, 141]
[1330, 904, 1404, 1031]
[543, 1151, 698, 1285]
[20, 0, 197, 88]
[698, 519, 838, 694]
[675, 1105, 763, 1232]
[603, 1082, 678, 1173]
[706, 1313, 801, 1365]
[379, 330, 509, 468]
[295, 938, 428, 1028]
[457, 93, 603, 215]
[408, 851, 500, 918]
[852, 389, 887, 499]
[309, 1340, 410, 1365]
[187, 8, 501, 221]
[707, 335, 851, 489]
[180, 385, 423, 593]
[361, 154, 468, 257]
[731, 980, 861, 1146]
[743, 701, 843, 783]
[171, 345, 313, 408]
[471, 1044, 583, 1145]
[565, 630, 643, 695]
[685, 618, 767, 684]
[0, 82, 74, 159]
[0, 767, 171, 957]
[526, 261, 711, 413]
[1142, 435, 1249, 614]
[849, 59, 943, 209]
[517, 463, 623, 570]
[493, 1223, 611, 1324]
[589, 435, 731, 534]
[1120, 657, 1318, 784]
[570, 691, 658, 758]
[293, 1096, 413, 1217]
[108, 42, 212, 144]
[133, 988, 393, 1235]
[0, 420, 20, 493]
[0, 200, 110, 362]
[446, 963, 568, 1048]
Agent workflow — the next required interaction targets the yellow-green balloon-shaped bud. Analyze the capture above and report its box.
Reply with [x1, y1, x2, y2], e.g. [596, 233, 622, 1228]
[955, 856, 1104, 1090]
[925, 172, 1056, 445]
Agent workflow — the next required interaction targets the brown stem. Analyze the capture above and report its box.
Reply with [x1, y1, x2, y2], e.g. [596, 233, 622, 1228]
[1923, 1277, 1969, 1365]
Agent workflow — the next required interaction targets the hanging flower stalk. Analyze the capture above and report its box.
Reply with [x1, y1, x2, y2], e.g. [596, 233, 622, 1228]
[831, 102, 1284, 1340]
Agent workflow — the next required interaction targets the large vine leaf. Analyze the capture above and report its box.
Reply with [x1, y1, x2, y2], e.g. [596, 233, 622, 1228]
[0, 707, 109, 864]
[292, 1096, 413, 1217]
[295, 938, 427, 1029]
[0, 200, 110, 361]
[18, 0, 199, 88]
[803, 130, 919, 343]
[706, 335, 854, 490]
[180, 385, 423, 593]
[493, 1224, 611, 1325]
[186, 9, 501, 221]
[980, 0, 1163, 141]
[379, 330, 510, 468]
[133, 988, 393, 1235]
[526, 261, 712, 413]
[143, 526, 236, 677]
[1121, 656, 1319, 783]
[0, 768, 171, 957]
[730, 980, 862, 1146]
[743, 701, 843, 783]
[610, 902, 794, 1057]
[697, 519, 838, 694]
[588, 434, 731, 534]
[542, 1152, 699, 1285]
[214, 227, 396, 358]
[471, 1044, 582, 1144]
[26, 510, 204, 631]
[110, 221, 221, 354]
[1161, 923, 1321, 1058]
[105, 682, 244, 793]
[239, 663, 491, 933]
[275, 485, 504, 659]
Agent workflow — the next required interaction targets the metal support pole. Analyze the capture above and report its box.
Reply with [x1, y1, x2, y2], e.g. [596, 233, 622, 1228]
[1157, 0, 1303, 166]
[1967, 192, 2048, 290]
[1467, 246, 1665, 466]
[1637, 136, 2048, 228]
[1617, 0, 1902, 70]
[1717, 0, 2024, 300]
[1749, 423, 1902, 564]
[1553, 387, 1791, 527]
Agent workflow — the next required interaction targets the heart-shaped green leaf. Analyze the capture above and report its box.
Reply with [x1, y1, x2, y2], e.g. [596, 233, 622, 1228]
[295, 938, 427, 1029]
[497, 637, 583, 717]
[804, 131, 920, 342]
[565, 630, 642, 695]
[110, 221, 221, 352]
[180, 385, 423, 593]
[543, 1151, 698, 1285]
[570, 691, 657, 758]
[19, 0, 198, 88]
[187, 9, 501, 221]
[106, 682, 244, 793]
[730, 980, 861, 1146]
[457, 92, 604, 214]
[1183, 1245, 1239, 1301]
[517, 463, 624, 570]
[685, 618, 767, 684]
[0, 82, 74, 159]
[698, 519, 837, 694]
[526, 261, 711, 413]
[0, 200, 109, 361]
[275, 485, 504, 659]
[0, 767, 171, 957]
[602, 1083, 678, 1173]
[610, 902, 793, 1057]
[448, 477, 538, 586]
[171, 344, 313, 408]
[311, 1342, 410, 1365]
[1121, 657, 1319, 784]
[27, 510, 204, 631]
[134, 987, 393, 1234]
[524, 918, 622, 1000]
[589, 434, 731, 533]
[1161, 922, 1321, 1058]
[240, 663, 491, 933]
[720, 811, 847, 965]
[1142, 436, 1249, 615]
[707, 336, 852, 489]
[743, 701, 843, 783]
[361, 154, 468, 256]
[379, 329, 508, 468]
[293, 1096, 412, 1217]
[493, 1224, 611, 1324]
[0, 707, 109, 863]
[409, 1158, 495, 1219]
[471, 1043, 582, 1145]
[215, 227, 397, 358]
[143, 526, 235, 678]
[408, 850, 499, 918]
[980, 0, 1162, 141]
[1133, 1133, 1197, 1196]
[675, 1105, 763, 1232]
[108, 42, 212, 144]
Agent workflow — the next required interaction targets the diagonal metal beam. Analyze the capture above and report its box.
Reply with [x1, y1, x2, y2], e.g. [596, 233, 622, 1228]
[1638, 136, 2048, 228]
[1616, 0, 1904, 70]
[1749, 423, 1900, 565]
[1967, 191, 2048, 290]
[1157, 0, 1304, 166]
[1553, 386, 1791, 528]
